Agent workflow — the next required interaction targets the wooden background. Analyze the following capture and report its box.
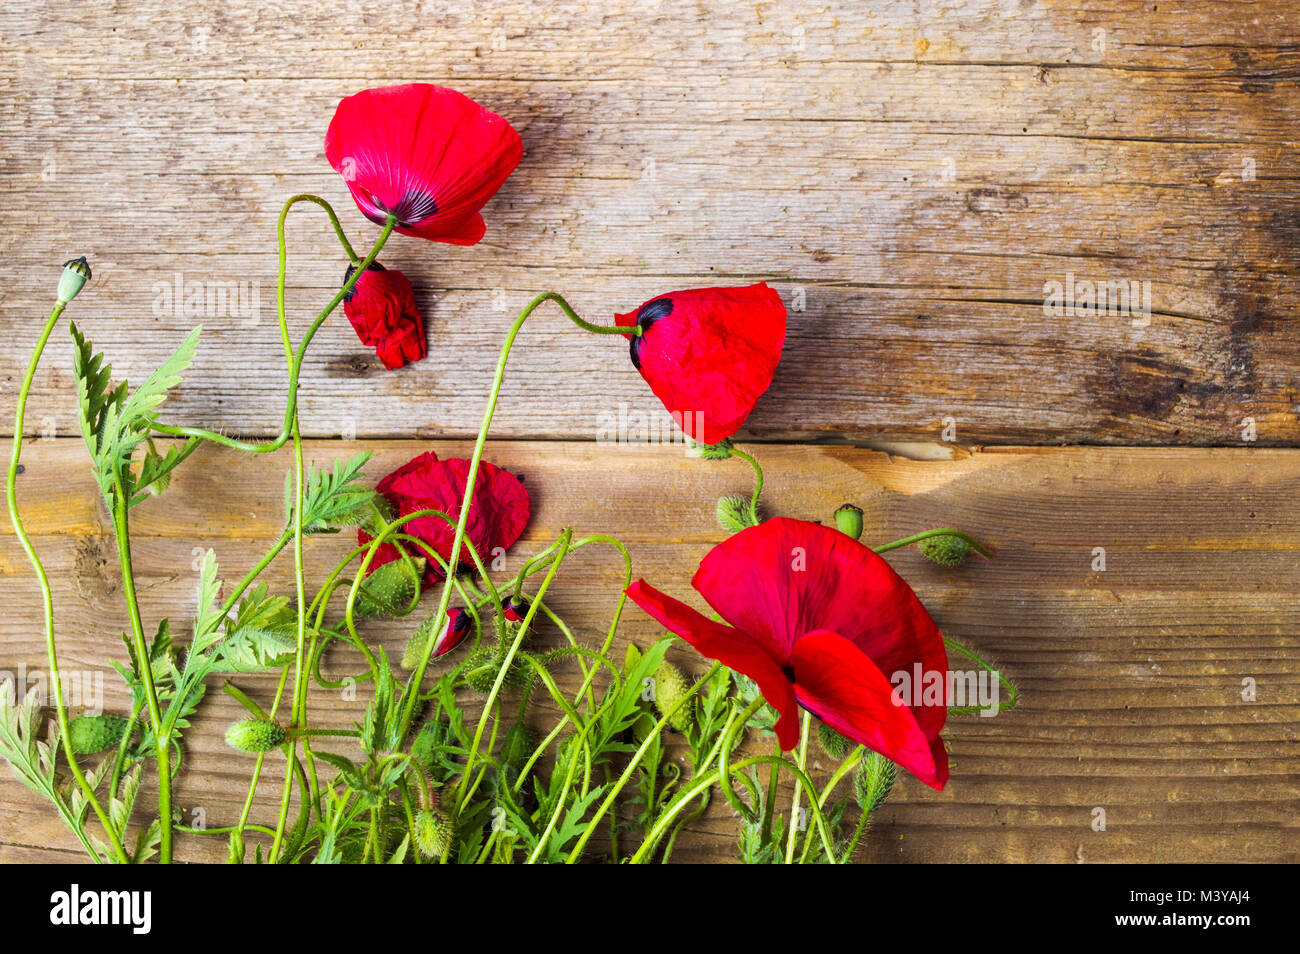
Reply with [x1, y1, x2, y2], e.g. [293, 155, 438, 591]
[1, 0, 1297, 862]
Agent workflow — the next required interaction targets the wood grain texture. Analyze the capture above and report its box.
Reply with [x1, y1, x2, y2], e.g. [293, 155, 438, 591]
[0, 438, 1296, 863]
[2, 1, 1299, 444]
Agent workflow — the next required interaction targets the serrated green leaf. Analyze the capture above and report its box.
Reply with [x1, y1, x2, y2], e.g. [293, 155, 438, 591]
[210, 585, 299, 673]
[116, 325, 201, 428]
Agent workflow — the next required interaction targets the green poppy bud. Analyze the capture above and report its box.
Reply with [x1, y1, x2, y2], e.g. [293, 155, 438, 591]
[716, 495, 754, 534]
[686, 437, 734, 460]
[410, 721, 442, 774]
[462, 649, 527, 694]
[413, 808, 454, 859]
[359, 557, 424, 621]
[833, 504, 864, 541]
[653, 660, 692, 733]
[225, 719, 287, 753]
[817, 722, 854, 761]
[67, 713, 129, 755]
[463, 650, 499, 694]
[57, 257, 92, 304]
[919, 533, 971, 567]
[854, 752, 896, 813]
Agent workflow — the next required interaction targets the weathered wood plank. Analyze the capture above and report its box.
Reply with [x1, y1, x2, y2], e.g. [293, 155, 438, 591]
[0, 439, 1296, 862]
[2, 1, 1298, 443]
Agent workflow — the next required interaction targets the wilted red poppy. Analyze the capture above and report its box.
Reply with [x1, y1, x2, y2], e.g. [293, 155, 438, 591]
[325, 83, 523, 245]
[342, 263, 426, 370]
[625, 517, 949, 789]
[359, 452, 530, 584]
[614, 283, 786, 446]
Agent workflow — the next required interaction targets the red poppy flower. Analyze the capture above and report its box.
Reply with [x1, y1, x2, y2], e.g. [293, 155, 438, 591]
[614, 283, 786, 446]
[624, 517, 949, 789]
[342, 263, 427, 370]
[359, 452, 530, 584]
[502, 596, 529, 623]
[433, 608, 473, 658]
[325, 83, 523, 245]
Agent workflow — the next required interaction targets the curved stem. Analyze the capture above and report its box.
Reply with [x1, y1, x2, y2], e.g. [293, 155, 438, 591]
[631, 754, 836, 864]
[289, 193, 359, 264]
[396, 292, 618, 741]
[110, 465, 172, 862]
[5, 302, 129, 864]
[783, 710, 811, 864]
[455, 530, 572, 810]
[149, 209, 396, 451]
[718, 697, 764, 823]
[566, 661, 722, 863]
[873, 527, 992, 559]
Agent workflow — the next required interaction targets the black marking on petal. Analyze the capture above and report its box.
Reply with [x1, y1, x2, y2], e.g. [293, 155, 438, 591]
[342, 261, 385, 303]
[629, 297, 672, 369]
[637, 297, 674, 325]
[393, 189, 439, 226]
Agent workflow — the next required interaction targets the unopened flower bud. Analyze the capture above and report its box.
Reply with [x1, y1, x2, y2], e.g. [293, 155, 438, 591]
[57, 257, 92, 304]
[463, 648, 529, 694]
[653, 661, 693, 733]
[225, 719, 286, 753]
[410, 721, 442, 774]
[503, 595, 530, 623]
[413, 808, 453, 859]
[464, 650, 499, 694]
[919, 533, 971, 567]
[687, 437, 734, 460]
[817, 722, 853, 761]
[67, 713, 129, 755]
[854, 752, 897, 813]
[716, 495, 753, 534]
[833, 503, 863, 541]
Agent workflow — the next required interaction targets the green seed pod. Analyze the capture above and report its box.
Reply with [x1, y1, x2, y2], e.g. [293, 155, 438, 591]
[57, 256, 92, 304]
[412, 809, 453, 859]
[686, 438, 734, 460]
[716, 495, 754, 534]
[833, 504, 864, 541]
[67, 713, 129, 755]
[817, 722, 854, 761]
[410, 721, 442, 775]
[225, 719, 287, 754]
[360, 557, 425, 623]
[463, 650, 499, 694]
[854, 752, 897, 813]
[919, 533, 971, 567]
[653, 661, 693, 733]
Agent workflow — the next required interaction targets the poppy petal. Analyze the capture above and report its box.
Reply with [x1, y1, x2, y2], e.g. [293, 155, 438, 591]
[692, 517, 949, 739]
[624, 579, 798, 749]
[614, 283, 786, 445]
[358, 452, 530, 584]
[791, 630, 948, 790]
[326, 84, 522, 246]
